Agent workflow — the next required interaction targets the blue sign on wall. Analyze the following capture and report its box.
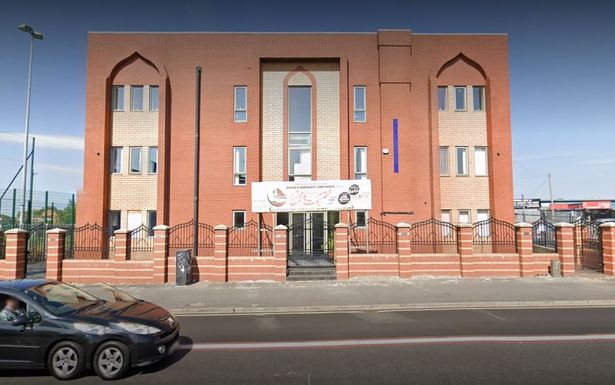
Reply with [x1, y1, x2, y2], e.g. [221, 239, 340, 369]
[393, 118, 399, 173]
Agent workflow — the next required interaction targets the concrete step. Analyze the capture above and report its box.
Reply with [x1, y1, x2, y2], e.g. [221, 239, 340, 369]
[287, 267, 337, 281]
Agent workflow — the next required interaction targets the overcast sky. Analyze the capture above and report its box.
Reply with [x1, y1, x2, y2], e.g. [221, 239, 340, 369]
[0, 0, 613, 200]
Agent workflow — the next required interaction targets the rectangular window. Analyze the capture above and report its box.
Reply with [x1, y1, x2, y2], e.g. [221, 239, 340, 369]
[288, 86, 312, 180]
[129, 147, 142, 174]
[441, 210, 452, 236]
[110, 147, 122, 174]
[476, 209, 490, 236]
[355, 211, 367, 227]
[475, 146, 487, 176]
[439, 146, 449, 176]
[276, 212, 289, 227]
[148, 147, 158, 174]
[234, 86, 247, 122]
[111, 86, 124, 111]
[150, 86, 159, 111]
[438, 86, 447, 111]
[127, 211, 142, 230]
[455, 86, 466, 111]
[233, 211, 246, 228]
[233, 147, 246, 185]
[353, 86, 366, 122]
[456, 147, 468, 176]
[354, 147, 367, 180]
[473, 86, 485, 111]
[477, 209, 489, 222]
[147, 210, 157, 236]
[131, 85, 144, 111]
[458, 210, 471, 224]
[108, 210, 121, 232]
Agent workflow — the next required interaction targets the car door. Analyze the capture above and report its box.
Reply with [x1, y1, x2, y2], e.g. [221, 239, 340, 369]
[0, 292, 56, 368]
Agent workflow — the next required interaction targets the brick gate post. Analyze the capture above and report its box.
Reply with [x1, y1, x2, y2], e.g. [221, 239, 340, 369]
[457, 224, 473, 277]
[212, 225, 228, 282]
[334, 223, 349, 280]
[114, 229, 131, 262]
[153, 225, 169, 284]
[273, 225, 288, 282]
[555, 223, 575, 277]
[515, 223, 534, 277]
[397, 223, 412, 278]
[600, 223, 615, 276]
[46, 228, 66, 281]
[4, 229, 27, 279]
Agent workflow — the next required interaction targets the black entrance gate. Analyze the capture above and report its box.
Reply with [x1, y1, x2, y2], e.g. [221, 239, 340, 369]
[287, 214, 335, 268]
[25, 223, 48, 277]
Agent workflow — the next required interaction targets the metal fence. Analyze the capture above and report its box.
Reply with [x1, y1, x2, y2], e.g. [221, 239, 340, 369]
[129, 224, 154, 252]
[580, 220, 602, 271]
[0, 230, 5, 260]
[532, 218, 557, 253]
[228, 220, 273, 257]
[473, 217, 517, 254]
[0, 189, 76, 227]
[349, 218, 397, 254]
[168, 220, 215, 257]
[410, 218, 458, 254]
[64, 223, 109, 260]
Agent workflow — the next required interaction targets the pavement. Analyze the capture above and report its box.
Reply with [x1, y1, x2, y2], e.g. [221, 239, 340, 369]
[106, 275, 615, 315]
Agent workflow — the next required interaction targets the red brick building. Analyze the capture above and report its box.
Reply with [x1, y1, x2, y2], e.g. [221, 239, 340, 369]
[77, 29, 513, 234]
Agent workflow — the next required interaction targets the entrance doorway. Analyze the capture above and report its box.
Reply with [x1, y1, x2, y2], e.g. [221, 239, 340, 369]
[284, 212, 337, 267]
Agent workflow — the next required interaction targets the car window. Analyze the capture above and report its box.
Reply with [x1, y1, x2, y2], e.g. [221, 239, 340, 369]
[80, 284, 138, 305]
[25, 282, 101, 316]
[0, 294, 26, 322]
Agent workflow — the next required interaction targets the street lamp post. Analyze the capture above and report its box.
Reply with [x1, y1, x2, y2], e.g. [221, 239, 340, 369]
[17, 24, 43, 226]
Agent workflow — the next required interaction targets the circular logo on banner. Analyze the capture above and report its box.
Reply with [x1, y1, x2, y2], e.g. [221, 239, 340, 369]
[349, 184, 360, 195]
[338, 192, 351, 205]
[267, 188, 287, 207]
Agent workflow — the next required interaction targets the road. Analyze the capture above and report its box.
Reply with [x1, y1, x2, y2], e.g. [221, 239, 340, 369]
[3, 307, 615, 384]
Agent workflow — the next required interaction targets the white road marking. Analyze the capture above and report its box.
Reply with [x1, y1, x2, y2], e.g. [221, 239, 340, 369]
[179, 334, 615, 351]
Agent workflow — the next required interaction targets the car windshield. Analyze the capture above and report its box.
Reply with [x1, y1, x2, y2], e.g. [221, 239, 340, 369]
[79, 283, 139, 305]
[25, 282, 102, 316]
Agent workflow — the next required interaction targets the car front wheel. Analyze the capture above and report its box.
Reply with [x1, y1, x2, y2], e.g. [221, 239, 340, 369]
[48, 341, 85, 380]
[93, 341, 130, 380]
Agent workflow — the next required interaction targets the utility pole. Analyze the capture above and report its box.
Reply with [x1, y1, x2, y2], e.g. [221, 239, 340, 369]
[548, 173, 554, 218]
[27, 136, 35, 225]
[521, 193, 526, 223]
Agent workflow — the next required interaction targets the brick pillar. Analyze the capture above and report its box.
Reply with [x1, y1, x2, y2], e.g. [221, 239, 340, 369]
[273, 225, 288, 282]
[600, 223, 615, 276]
[212, 225, 228, 282]
[114, 229, 131, 262]
[457, 224, 473, 277]
[572, 224, 582, 266]
[46, 228, 66, 281]
[153, 225, 169, 284]
[4, 229, 27, 279]
[334, 223, 349, 280]
[515, 223, 534, 277]
[397, 223, 412, 278]
[555, 223, 575, 277]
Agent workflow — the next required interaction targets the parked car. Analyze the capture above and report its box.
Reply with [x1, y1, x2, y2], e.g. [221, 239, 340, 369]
[0, 280, 179, 380]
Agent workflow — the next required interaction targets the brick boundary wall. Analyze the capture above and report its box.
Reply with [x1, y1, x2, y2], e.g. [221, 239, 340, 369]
[0, 222, 581, 284]
[601, 223, 615, 276]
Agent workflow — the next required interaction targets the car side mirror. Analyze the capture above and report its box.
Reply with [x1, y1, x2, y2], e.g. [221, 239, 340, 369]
[27, 310, 42, 324]
[11, 314, 30, 327]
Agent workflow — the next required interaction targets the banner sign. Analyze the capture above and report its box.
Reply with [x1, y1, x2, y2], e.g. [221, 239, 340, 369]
[251, 180, 372, 213]
[513, 199, 541, 209]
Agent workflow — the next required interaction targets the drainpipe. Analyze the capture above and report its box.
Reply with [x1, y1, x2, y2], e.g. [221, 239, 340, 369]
[193, 66, 202, 258]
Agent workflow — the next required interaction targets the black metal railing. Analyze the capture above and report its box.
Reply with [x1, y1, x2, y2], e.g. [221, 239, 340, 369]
[581, 220, 602, 271]
[473, 217, 516, 254]
[410, 218, 458, 254]
[228, 220, 273, 257]
[130, 224, 154, 252]
[168, 220, 215, 256]
[350, 218, 397, 254]
[532, 218, 557, 253]
[0, 230, 5, 260]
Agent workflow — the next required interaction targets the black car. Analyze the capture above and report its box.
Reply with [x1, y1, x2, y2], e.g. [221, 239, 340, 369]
[0, 280, 180, 380]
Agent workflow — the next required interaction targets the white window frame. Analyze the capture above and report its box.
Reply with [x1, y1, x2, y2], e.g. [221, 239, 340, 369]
[475, 146, 488, 176]
[233, 146, 247, 186]
[353, 86, 366, 122]
[232, 210, 246, 228]
[234, 86, 247, 122]
[354, 146, 367, 180]
[110, 146, 122, 174]
[148, 147, 158, 175]
[438, 86, 447, 111]
[111, 85, 124, 112]
[149, 85, 159, 112]
[458, 209, 471, 224]
[454, 86, 466, 111]
[473, 86, 485, 111]
[129, 147, 142, 174]
[439, 146, 449, 176]
[456, 146, 468, 176]
[130, 85, 144, 112]
[288, 86, 312, 181]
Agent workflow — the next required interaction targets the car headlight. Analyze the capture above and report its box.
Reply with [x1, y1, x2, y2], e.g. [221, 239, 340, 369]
[74, 322, 111, 335]
[115, 322, 161, 335]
